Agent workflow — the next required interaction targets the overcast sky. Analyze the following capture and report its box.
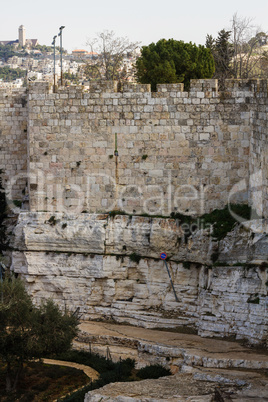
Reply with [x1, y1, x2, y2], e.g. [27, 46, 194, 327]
[1, 0, 267, 52]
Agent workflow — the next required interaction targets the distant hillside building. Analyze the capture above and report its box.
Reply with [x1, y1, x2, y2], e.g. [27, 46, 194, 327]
[19, 25, 26, 46]
[72, 49, 88, 57]
[72, 50, 98, 59]
[0, 25, 38, 48]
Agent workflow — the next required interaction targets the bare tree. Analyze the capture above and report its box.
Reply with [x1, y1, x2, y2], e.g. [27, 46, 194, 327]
[84, 30, 140, 81]
[230, 13, 267, 79]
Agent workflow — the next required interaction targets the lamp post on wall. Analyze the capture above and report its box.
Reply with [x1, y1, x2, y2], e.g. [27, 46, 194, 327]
[58, 26, 65, 85]
[52, 35, 57, 92]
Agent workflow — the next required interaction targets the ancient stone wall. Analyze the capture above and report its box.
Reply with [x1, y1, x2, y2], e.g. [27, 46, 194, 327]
[0, 79, 267, 217]
[250, 80, 268, 218]
[0, 88, 28, 202]
[0, 80, 267, 345]
[27, 79, 262, 217]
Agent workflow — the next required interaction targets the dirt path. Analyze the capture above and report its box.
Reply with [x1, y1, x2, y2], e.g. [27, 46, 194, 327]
[42, 358, 99, 380]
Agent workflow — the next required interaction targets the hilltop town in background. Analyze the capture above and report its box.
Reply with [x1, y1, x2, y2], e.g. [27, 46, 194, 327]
[0, 25, 139, 88]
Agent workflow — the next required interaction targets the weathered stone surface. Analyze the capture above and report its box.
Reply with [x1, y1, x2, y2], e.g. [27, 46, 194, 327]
[84, 367, 268, 401]
[12, 241, 268, 344]
[84, 374, 216, 402]
[218, 220, 268, 263]
[12, 212, 107, 253]
[106, 215, 214, 263]
[13, 212, 215, 263]
[76, 321, 268, 371]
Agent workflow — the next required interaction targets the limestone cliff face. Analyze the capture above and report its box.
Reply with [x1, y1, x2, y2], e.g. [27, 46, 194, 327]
[11, 212, 268, 345]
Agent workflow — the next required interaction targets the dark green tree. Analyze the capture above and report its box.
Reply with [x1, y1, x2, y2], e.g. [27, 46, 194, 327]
[0, 66, 27, 82]
[136, 39, 215, 90]
[0, 275, 79, 393]
[0, 44, 15, 62]
[206, 29, 233, 89]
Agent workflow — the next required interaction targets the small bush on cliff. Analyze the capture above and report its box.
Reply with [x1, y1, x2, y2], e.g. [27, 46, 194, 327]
[201, 204, 253, 240]
[129, 252, 142, 264]
[171, 204, 255, 241]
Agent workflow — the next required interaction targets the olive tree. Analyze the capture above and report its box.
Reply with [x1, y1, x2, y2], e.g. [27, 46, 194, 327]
[0, 275, 79, 393]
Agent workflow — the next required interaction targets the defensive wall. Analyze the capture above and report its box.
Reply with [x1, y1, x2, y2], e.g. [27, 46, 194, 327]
[0, 87, 27, 201]
[0, 79, 267, 217]
[1, 79, 268, 345]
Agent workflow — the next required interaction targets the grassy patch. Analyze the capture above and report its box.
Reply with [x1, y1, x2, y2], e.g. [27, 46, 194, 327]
[0, 360, 88, 402]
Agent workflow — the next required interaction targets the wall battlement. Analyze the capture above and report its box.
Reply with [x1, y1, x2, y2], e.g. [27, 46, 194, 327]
[27, 78, 267, 95]
[0, 79, 267, 218]
[1, 80, 268, 345]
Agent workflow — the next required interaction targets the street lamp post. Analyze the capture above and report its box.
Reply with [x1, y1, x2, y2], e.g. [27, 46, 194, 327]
[52, 35, 57, 92]
[58, 26, 65, 85]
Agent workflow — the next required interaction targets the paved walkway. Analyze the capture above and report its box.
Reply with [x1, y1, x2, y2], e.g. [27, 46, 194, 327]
[42, 358, 99, 380]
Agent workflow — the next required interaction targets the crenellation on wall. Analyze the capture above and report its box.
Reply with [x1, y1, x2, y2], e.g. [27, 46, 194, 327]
[0, 79, 267, 346]
[0, 78, 267, 217]
[21, 79, 268, 216]
[189, 79, 218, 98]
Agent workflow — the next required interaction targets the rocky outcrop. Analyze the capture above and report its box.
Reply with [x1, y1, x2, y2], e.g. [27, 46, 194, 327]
[11, 212, 268, 345]
[84, 368, 268, 402]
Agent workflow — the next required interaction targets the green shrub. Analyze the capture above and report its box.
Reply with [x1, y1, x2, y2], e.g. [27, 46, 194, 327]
[201, 204, 253, 240]
[171, 204, 255, 241]
[47, 215, 57, 226]
[129, 253, 142, 264]
[182, 261, 191, 269]
[136, 364, 171, 379]
[58, 354, 171, 401]
[247, 294, 260, 304]
[58, 385, 91, 402]
[109, 210, 127, 217]
[57, 353, 136, 401]
[49, 350, 113, 373]
[13, 200, 22, 208]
